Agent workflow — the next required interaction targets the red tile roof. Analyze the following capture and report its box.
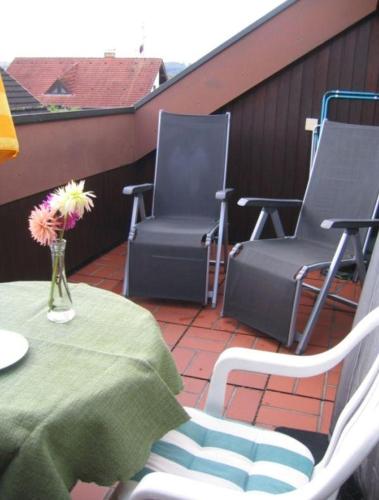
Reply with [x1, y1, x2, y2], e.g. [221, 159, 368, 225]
[7, 57, 166, 108]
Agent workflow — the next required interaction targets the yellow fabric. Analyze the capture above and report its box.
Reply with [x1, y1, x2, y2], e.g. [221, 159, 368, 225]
[0, 73, 19, 163]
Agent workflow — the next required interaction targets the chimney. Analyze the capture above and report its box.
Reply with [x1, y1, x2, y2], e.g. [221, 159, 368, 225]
[104, 49, 116, 58]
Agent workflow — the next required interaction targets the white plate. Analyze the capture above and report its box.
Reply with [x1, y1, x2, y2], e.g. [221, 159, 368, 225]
[0, 329, 29, 370]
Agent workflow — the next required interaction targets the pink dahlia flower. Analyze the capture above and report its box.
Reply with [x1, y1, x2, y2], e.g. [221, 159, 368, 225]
[28, 204, 60, 246]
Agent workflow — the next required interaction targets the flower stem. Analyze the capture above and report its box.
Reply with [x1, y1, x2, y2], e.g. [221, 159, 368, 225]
[48, 252, 59, 311]
[48, 226, 66, 311]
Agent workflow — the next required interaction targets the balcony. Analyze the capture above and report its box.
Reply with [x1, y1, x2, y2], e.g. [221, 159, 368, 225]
[71, 242, 358, 427]
[1, 1, 378, 498]
[68, 243, 359, 499]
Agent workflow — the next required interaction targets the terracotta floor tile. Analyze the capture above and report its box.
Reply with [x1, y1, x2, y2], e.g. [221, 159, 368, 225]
[211, 316, 239, 332]
[307, 326, 332, 349]
[176, 391, 201, 408]
[267, 375, 296, 393]
[102, 244, 126, 258]
[331, 313, 354, 337]
[336, 281, 361, 301]
[256, 407, 318, 432]
[182, 376, 208, 394]
[298, 292, 317, 308]
[113, 281, 124, 295]
[71, 481, 111, 500]
[132, 298, 160, 314]
[91, 265, 125, 281]
[227, 333, 257, 349]
[75, 261, 104, 276]
[192, 307, 220, 328]
[235, 323, 258, 335]
[319, 400, 334, 434]
[324, 385, 337, 402]
[196, 383, 234, 412]
[171, 347, 196, 374]
[193, 304, 238, 332]
[183, 326, 231, 342]
[177, 376, 208, 409]
[262, 391, 320, 415]
[327, 364, 342, 386]
[330, 329, 348, 344]
[295, 311, 334, 349]
[228, 371, 268, 390]
[177, 326, 231, 353]
[314, 307, 334, 325]
[225, 387, 262, 423]
[154, 303, 201, 325]
[253, 337, 280, 352]
[158, 322, 187, 348]
[95, 253, 125, 266]
[95, 278, 123, 293]
[184, 350, 219, 379]
[295, 374, 325, 399]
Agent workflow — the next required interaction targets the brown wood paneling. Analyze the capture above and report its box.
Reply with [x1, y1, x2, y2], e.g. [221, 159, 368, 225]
[219, 12, 379, 242]
[0, 158, 155, 282]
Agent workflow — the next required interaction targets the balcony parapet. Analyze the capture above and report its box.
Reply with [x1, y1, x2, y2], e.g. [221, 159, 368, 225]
[13, 106, 134, 126]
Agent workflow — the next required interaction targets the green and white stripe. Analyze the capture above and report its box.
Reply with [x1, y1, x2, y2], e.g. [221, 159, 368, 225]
[131, 407, 314, 495]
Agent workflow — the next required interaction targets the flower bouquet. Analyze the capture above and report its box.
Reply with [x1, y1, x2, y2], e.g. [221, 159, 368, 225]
[28, 180, 95, 323]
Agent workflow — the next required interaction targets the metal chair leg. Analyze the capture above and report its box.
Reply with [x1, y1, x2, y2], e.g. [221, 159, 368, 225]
[212, 202, 226, 308]
[296, 231, 350, 354]
[223, 204, 229, 273]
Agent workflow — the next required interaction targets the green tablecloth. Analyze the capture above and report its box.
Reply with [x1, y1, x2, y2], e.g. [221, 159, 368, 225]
[0, 281, 188, 500]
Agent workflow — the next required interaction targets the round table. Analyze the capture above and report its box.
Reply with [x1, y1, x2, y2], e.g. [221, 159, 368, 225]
[0, 281, 188, 500]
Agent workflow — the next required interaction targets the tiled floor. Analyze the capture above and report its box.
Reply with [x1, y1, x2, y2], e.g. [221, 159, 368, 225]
[70, 242, 360, 499]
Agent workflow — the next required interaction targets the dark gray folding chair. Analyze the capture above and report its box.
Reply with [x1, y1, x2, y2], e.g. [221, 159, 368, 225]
[122, 111, 232, 306]
[223, 120, 379, 354]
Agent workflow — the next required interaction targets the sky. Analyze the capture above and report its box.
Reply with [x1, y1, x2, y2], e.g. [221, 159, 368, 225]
[1, 0, 286, 65]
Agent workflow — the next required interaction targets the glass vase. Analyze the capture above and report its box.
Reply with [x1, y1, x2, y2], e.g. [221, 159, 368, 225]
[47, 238, 75, 323]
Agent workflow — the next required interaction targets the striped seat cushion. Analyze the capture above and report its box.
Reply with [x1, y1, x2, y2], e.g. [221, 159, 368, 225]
[129, 407, 314, 495]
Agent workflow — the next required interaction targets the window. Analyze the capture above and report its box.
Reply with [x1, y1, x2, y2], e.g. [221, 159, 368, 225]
[45, 80, 70, 95]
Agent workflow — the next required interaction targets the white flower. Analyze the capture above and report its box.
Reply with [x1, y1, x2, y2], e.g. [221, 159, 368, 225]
[50, 180, 95, 218]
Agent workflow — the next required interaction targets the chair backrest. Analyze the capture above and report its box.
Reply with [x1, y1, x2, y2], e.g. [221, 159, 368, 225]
[331, 233, 379, 497]
[306, 355, 379, 499]
[296, 120, 379, 249]
[152, 111, 230, 219]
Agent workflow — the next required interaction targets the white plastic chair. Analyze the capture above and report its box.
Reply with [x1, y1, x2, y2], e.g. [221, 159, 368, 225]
[107, 307, 379, 500]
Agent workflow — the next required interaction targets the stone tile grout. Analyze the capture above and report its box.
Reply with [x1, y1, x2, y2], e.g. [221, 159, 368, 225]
[69, 244, 360, 432]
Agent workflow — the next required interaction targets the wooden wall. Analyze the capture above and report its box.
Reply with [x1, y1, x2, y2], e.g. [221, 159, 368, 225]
[221, 12, 379, 241]
[0, 161, 154, 282]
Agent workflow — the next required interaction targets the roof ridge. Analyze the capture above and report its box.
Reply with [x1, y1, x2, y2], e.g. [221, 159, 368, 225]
[13, 56, 164, 62]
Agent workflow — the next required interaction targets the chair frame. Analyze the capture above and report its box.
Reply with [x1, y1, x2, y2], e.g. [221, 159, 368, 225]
[109, 307, 379, 500]
[122, 111, 233, 308]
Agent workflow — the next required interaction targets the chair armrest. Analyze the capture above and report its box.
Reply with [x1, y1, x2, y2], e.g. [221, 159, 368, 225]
[238, 197, 302, 208]
[123, 184, 153, 235]
[205, 307, 379, 416]
[130, 471, 245, 500]
[215, 188, 234, 201]
[122, 183, 153, 196]
[241, 198, 302, 240]
[321, 218, 379, 230]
